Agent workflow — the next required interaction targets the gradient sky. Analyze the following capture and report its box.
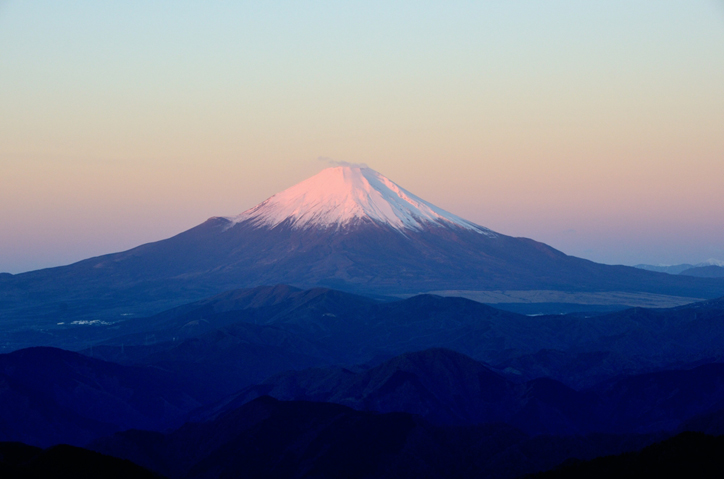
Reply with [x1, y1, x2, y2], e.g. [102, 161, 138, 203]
[1, 1, 723, 274]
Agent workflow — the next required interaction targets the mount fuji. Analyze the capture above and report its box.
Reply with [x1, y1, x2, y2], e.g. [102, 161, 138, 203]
[2, 166, 723, 323]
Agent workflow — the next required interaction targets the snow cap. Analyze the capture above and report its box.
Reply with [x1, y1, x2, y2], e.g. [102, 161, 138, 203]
[229, 166, 493, 234]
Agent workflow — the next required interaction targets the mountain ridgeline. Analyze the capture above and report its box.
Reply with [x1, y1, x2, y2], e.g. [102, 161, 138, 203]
[3, 167, 724, 478]
[59, 286, 724, 393]
[3, 286, 724, 478]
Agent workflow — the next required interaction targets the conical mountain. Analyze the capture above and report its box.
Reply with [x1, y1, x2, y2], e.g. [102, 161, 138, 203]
[2, 166, 723, 324]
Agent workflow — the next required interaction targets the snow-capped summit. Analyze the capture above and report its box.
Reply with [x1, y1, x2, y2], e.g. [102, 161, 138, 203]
[228, 166, 494, 235]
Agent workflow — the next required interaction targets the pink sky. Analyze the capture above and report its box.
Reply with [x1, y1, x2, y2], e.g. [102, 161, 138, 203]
[1, 1, 723, 273]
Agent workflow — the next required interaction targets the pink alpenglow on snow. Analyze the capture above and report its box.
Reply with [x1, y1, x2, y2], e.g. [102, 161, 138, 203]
[228, 166, 495, 235]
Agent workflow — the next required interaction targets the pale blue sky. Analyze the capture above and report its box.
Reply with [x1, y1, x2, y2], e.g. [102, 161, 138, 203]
[1, 1, 724, 272]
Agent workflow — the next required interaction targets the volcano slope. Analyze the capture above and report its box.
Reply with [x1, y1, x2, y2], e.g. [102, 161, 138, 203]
[2, 167, 723, 331]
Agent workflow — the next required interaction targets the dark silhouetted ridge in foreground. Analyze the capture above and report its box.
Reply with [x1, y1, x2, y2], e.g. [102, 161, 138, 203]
[90, 396, 663, 479]
[526, 431, 724, 479]
[0, 442, 162, 479]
